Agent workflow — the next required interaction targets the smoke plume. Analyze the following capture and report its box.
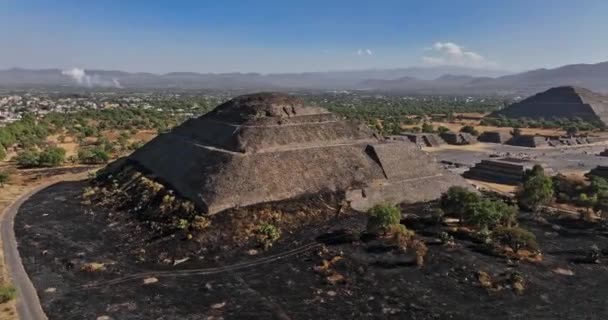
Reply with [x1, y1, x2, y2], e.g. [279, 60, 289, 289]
[61, 68, 122, 88]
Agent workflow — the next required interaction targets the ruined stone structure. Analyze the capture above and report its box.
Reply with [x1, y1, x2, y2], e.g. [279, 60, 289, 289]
[503, 134, 604, 148]
[439, 132, 477, 145]
[546, 136, 604, 147]
[490, 86, 608, 125]
[106, 93, 470, 214]
[478, 131, 512, 144]
[463, 158, 553, 185]
[506, 135, 548, 148]
[401, 133, 444, 148]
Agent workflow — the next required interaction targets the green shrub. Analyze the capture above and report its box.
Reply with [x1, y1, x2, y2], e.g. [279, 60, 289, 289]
[421, 122, 434, 133]
[366, 203, 401, 233]
[14, 146, 66, 168]
[255, 223, 281, 249]
[191, 215, 211, 231]
[38, 146, 66, 167]
[466, 198, 505, 229]
[386, 224, 414, 247]
[0, 285, 17, 303]
[14, 149, 40, 168]
[460, 125, 479, 136]
[441, 186, 519, 229]
[492, 226, 539, 252]
[176, 219, 189, 230]
[437, 126, 450, 134]
[0, 171, 10, 187]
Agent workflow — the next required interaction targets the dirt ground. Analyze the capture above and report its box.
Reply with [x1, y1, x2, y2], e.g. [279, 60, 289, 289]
[12, 181, 608, 319]
[0, 165, 98, 320]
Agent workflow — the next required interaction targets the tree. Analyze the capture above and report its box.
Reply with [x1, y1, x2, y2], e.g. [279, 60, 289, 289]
[0, 171, 10, 187]
[565, 126, 579, 136]
[440, 186, 480, 223]
[584, 177, 608, 216]
[517, 165, 554, 212]
[78, 147, 110, 164]
[510, 127, 522, 137]
[437, 126, 450, 134]
[492, 226, 539, 252]
[440, 186, 519, 229]
[421, 122, 435, 133]
[460, 125, 479, 136]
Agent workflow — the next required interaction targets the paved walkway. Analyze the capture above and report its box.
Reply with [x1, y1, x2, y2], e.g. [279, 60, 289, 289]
[1, 184, 51, 320]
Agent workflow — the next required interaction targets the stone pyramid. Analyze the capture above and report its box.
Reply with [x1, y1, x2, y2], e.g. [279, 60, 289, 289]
[116, 93, 469, 214]
[491, 86, 608, 125]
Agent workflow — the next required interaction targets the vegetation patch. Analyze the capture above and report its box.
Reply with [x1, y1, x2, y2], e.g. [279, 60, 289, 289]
[440, 186, 541, 260]
[254, 223, 281, 249]
[365, 204, 427, 267]
[0, 285, 17, 304]
[492, 226, 539, 253]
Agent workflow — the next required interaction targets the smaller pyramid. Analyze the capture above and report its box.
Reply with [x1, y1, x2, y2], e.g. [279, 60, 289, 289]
[491, 86, 608, 125]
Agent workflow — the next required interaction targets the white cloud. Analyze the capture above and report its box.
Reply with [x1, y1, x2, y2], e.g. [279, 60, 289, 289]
[422, 42, 495, 68]
[355, 48, 373, 56]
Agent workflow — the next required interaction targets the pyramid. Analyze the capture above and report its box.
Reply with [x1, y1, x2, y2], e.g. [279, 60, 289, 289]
[491, 86, 608, 125]
[111, 93, 470, 214]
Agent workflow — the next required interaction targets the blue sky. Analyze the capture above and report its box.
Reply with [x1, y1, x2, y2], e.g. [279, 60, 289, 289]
[1, 0, 607, 73]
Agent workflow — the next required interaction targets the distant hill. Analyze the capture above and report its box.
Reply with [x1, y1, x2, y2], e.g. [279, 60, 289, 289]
[1, 62, 608, 95]
[467, 62, 608, 95]
[358, 62, 608, 95]
[0, 66, 509, 91]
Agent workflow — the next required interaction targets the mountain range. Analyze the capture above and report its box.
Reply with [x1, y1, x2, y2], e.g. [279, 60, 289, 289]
[1, 62, 607, 96]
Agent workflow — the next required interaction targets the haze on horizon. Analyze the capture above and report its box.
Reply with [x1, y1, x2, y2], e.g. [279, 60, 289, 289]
[1, 0, 607, 74]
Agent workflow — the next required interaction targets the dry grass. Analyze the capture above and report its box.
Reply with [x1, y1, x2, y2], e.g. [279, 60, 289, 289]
[425, 143, 492, 152]
[465, 180, 517, 195]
